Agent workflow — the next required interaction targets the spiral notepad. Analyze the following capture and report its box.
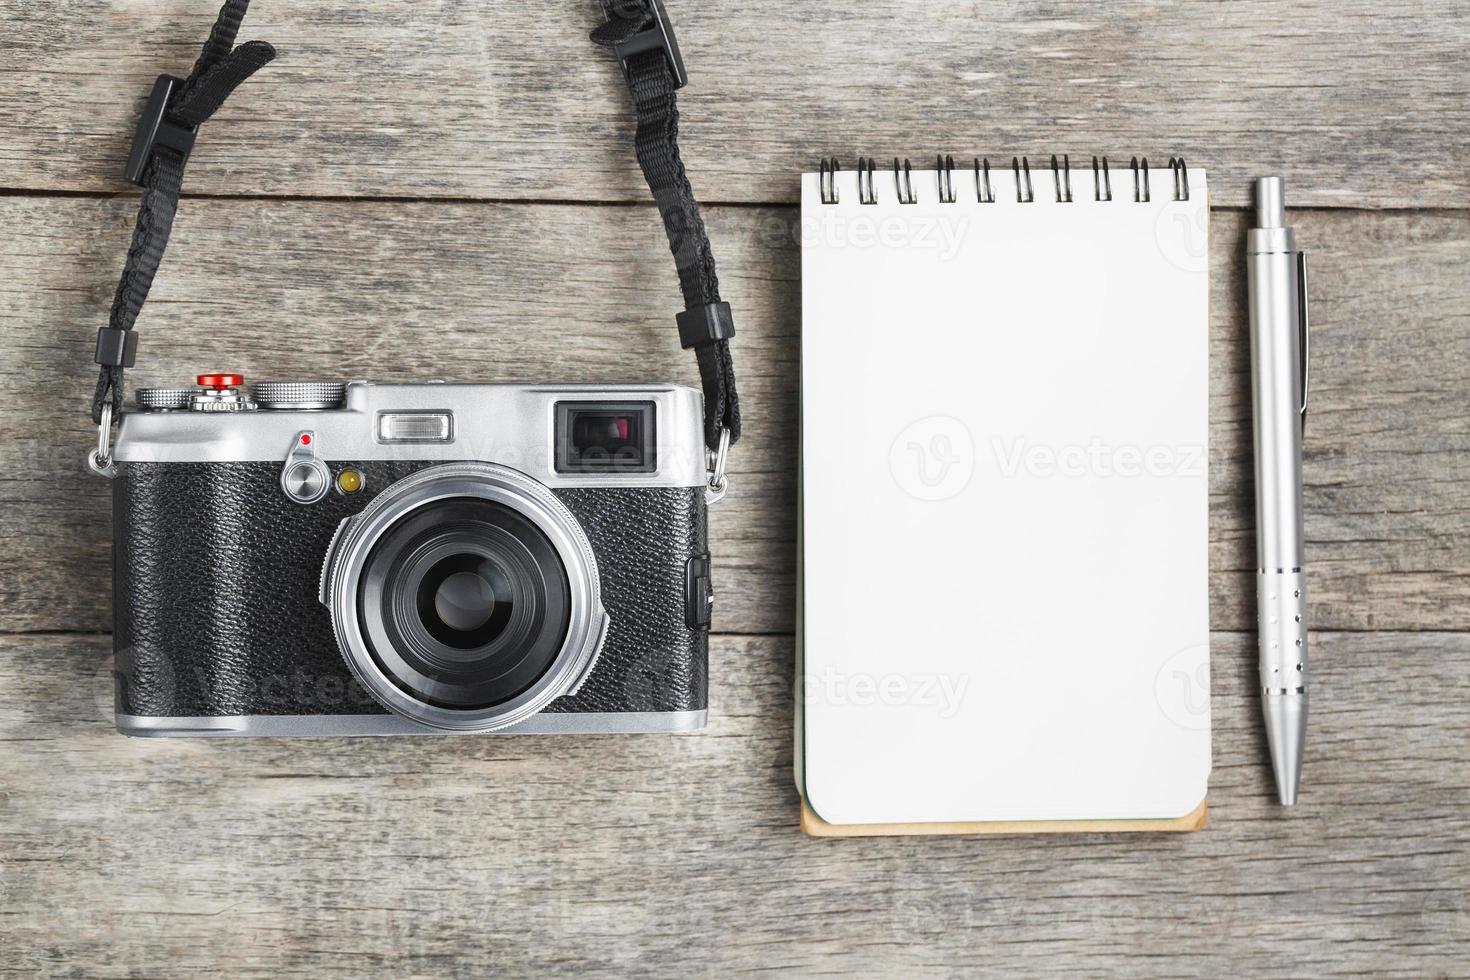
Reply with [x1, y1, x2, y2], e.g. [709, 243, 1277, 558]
[796, 155, 1212, 833]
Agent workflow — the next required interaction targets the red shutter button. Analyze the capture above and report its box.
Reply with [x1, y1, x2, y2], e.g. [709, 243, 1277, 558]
[197, 373, 244, 390]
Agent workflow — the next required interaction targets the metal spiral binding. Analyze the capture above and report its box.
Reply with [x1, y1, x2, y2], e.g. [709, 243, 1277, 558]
[974, 157, 994, 203]
[1093, 156, 1113, 202]
[820, 157, 840, 204]
[1012, 156, 1034, 203]
[936, 155, 957, 203]
[1051, 154, 1073, 203]
[1131, 156, 1151, 203]
[893, 157, 917, 205]
[857, 157, 877, 205]
[815, 154, 1186, 205]
[1168, 156, 1191, 201]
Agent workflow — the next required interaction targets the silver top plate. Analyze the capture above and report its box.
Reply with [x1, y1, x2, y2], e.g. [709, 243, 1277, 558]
[114, 381, 708, 489]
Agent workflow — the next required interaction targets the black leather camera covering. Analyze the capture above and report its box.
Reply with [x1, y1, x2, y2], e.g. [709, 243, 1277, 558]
[113, 461, 708, 718]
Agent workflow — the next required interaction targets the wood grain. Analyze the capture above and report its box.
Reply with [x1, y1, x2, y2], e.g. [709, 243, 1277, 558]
[3, 4, 1469, 971]
[1, 630, 1466, 977]
[2, 200, 1467, 634]
[1, 1, 1467, 208]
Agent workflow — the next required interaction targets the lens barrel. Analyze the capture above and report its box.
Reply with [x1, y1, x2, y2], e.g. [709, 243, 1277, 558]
[323, 463, 607, 732]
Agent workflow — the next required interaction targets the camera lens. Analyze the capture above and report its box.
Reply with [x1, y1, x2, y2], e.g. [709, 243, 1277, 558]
[420, 559, 510, 645]
[358, 497, 572, 712]
[324, 462, 607, 733]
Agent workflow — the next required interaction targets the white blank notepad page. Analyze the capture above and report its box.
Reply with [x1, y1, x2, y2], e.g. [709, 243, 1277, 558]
[800, 165, 1212, 824]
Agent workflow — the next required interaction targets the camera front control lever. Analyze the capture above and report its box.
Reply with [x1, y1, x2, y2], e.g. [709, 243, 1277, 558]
[281, 432, 331, 505]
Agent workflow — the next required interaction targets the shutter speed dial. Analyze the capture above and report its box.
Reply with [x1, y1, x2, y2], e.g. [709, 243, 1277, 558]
[253, 381, 347, 410]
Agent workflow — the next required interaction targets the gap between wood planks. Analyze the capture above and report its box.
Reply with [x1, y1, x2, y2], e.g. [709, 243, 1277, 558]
[2, 185, 1469, 215]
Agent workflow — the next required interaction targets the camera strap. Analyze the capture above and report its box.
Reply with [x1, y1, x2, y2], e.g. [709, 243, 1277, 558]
[89, 0, 275, 433]
[89, 0, 740, 497]
[591, 1, 741, 471]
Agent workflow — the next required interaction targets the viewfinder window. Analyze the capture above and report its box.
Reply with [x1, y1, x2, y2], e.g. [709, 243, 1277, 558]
[555, 402, 656, 474]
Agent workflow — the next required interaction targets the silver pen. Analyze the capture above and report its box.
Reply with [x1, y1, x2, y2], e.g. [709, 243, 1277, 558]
[1247, 177, 1310, 805]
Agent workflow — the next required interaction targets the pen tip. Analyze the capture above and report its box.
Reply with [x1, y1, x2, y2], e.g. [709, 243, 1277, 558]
[1263, 692, 1307, 808]
[1277, 781, 1298, 807]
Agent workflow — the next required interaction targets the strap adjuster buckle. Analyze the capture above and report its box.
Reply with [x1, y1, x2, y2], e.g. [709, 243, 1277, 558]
[677, 302, 735, 349]
[95, 327, 139, 368]
[608, 0, 688, 89]
[124, 75, 198, 185]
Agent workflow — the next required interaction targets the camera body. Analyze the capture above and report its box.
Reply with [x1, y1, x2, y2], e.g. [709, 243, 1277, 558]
[111, 379, 714, 736]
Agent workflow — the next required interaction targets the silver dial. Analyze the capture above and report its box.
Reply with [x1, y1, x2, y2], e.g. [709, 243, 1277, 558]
[136, 387, 200, 411]
[253, 381, 347, 411]
[190, 389, 257, 412]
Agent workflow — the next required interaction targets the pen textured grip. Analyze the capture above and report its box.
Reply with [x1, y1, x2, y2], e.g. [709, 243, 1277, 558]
[1257, 570, 1308, 694]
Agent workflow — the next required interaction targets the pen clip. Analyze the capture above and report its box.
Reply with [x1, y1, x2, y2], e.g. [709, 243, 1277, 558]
[1298, 251, 1310, 427]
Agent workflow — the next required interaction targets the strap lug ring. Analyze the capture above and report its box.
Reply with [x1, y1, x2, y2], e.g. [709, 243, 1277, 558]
[88, 402, 118, 479]
[705, 426, 730, 504]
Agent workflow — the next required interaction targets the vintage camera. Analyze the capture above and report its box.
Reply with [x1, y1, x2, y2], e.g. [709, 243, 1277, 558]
[110, 377, 715, 736]
[86, 0, 741, 738]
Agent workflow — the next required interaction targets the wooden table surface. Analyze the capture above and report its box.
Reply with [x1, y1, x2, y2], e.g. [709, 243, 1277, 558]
[2, 2, 1467, 975]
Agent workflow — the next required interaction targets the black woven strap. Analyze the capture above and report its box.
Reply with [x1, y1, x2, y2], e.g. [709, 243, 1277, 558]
[592, 1, 741, 452]
[91, 0, 275, 424]
[92, 0, 737, 454]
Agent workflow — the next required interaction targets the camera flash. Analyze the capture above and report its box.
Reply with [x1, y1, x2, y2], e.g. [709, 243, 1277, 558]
[336, 469, 364, 494]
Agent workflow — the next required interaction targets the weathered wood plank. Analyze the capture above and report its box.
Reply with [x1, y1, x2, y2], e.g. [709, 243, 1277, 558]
[1, 1, 1467, 208]
[2, 200, 1468, 633]
[1, 630, 1466, 977]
